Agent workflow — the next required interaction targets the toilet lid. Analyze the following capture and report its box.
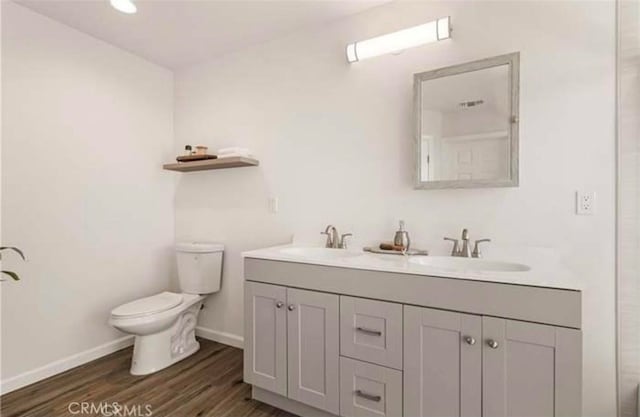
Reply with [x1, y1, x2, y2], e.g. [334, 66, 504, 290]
[111, 292, 183, 318]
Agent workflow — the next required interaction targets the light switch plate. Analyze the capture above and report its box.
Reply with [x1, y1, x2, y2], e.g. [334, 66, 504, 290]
[268, 197, 279, 214]
[576, 191, 596, 215]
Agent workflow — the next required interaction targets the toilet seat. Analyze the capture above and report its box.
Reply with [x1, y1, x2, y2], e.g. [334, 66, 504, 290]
[111, 292, 183, 319]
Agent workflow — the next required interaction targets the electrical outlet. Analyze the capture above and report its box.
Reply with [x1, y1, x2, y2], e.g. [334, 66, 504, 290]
[576, 191, 596, 215]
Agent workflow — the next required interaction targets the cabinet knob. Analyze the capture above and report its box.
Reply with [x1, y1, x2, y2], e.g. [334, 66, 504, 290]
[487, 339, 499, 349]
[287, 304, 295, 311]
[463, 336, 476, 345]
[275, 301, 284, 309]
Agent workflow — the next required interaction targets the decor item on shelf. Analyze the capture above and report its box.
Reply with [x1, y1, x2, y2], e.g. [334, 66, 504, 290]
[195, 146, 208, 156]
[0, 246, 26, 281]
[346, 16, 451, 63]
[217, 147, 253, 159]
[176, 154, 217, 162]
[184, 145, 193, 156]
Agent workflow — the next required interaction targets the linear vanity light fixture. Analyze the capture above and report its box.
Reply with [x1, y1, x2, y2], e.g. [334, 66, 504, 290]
[346, 17, 451, 63]
[110, 0, 137, 14]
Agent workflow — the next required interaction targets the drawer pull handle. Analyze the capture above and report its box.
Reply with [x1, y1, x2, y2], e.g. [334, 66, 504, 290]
[487, 339, 499, 349]
[355, 390, 381, 402]
[356, 327, 382, 336]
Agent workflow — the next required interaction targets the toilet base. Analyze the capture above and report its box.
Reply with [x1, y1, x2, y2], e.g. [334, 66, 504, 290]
[129, 301, 202, 375]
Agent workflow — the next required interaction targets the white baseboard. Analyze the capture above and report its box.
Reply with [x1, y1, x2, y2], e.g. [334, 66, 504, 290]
[196, 326, 244, 349]
[0, 335, 134, 396]
[1, 328, 242, 396]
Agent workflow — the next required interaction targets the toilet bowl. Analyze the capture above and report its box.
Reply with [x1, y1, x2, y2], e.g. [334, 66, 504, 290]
[109, 242, 223, 375]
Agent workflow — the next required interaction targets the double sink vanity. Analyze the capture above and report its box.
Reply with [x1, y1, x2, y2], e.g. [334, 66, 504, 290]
[242, 233, 582, 417]
[240, 49, 579, 417]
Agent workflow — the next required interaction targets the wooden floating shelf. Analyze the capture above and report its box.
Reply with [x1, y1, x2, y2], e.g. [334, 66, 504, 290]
[163, 156, 259, 172]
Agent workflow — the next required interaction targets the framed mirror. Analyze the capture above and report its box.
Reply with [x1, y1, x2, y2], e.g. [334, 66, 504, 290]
[414, 52, 519, 189]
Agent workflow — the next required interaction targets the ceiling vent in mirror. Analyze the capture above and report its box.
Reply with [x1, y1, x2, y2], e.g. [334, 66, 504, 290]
[459, 100, 485, 108]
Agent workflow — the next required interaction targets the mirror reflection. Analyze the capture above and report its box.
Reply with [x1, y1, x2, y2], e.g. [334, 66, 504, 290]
[414, 53, 519, 189]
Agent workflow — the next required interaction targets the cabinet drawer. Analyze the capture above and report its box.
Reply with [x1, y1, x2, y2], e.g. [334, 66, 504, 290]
[340, 357, 402, 417]
[340, 296, 403, 370]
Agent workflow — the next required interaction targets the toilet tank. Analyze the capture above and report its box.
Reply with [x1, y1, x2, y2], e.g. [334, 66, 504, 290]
[176, 242, 224, 294]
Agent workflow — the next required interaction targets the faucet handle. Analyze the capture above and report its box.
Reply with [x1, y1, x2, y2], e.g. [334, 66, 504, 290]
[472, 239, 491, 258]
[321, 225, 337, 248]
[444, 237, 460, 256]
[461, 228, 470, 241]
[339, 233, 353, 249]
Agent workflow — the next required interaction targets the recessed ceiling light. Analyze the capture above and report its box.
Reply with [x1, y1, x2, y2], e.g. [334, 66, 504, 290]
[110, 0, 137, 14]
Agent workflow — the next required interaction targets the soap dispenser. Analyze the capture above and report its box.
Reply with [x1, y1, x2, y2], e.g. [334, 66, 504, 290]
[393, 220, 411, 252]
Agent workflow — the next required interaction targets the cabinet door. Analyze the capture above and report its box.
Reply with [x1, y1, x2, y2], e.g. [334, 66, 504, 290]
[243, 281, 287, 396]
[286, 288, 340, 414]
[404, 305, 482, 417]
[483, 317, 582, 417]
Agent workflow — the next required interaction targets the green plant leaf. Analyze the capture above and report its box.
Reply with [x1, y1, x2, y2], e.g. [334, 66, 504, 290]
[1, 270, 20, 281]
[0, 247, 26, 260]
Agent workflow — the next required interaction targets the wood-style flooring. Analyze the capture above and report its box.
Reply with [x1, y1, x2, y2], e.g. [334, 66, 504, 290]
[1, 339, 296, 417]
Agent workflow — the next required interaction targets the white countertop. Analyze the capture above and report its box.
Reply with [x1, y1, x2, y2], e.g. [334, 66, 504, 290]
[242, 244, 582, 291]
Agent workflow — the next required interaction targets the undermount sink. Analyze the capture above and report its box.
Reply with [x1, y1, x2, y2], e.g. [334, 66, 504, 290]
[279, 247, 362, 260]
[409, 256, 530, 272]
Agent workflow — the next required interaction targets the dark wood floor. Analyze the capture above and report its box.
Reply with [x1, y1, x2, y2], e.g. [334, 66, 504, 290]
[1, 339, 296, 417]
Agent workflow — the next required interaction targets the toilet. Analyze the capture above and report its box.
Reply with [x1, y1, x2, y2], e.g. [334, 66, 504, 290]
[109, 242, 223, 375]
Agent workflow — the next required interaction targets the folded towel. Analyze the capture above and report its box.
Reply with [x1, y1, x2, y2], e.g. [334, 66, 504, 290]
[217, 152, 254, 159]
[217, 147, 250, 155]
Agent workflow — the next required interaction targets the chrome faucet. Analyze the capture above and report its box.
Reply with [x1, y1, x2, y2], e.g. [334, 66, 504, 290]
[444, 229, 491, 258]
[321, 225, 352, 249]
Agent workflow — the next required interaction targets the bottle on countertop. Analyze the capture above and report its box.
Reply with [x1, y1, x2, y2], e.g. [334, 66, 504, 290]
[393, 220, 411, 252]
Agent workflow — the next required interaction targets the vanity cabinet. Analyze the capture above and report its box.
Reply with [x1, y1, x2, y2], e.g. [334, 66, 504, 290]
[244, 258, 582, 417]
[403, 306, 482, 417]
[243, 281, 340, 415]
[243, 282, 287, 396]
[481, 317, 582, 417]
[286, 288, 340, 414]
[404, 306, 582, 417]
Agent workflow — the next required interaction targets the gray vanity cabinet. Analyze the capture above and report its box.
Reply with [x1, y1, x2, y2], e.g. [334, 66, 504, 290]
[244, 258, 582, 417]
[243, 281, 287, 396]
[482, 317, 582, 417]
[403, 305, 482, 417]
[244, 281, 340, 415]
[404, 306, 582, 417]
[286, 288, 340, 414]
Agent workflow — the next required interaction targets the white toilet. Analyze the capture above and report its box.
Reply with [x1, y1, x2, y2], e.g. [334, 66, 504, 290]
[109, 242, 223, 375]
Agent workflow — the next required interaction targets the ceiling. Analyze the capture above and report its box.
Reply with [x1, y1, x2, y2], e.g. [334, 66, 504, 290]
[16, 0, 389, 70]
[421, 65, 509, 114]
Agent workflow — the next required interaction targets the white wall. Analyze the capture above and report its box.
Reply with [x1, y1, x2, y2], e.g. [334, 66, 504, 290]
[1, 2, 174, 389]
[174, 1, 616, 415]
